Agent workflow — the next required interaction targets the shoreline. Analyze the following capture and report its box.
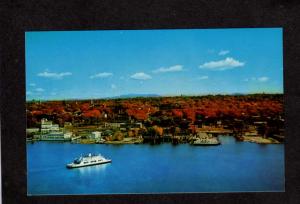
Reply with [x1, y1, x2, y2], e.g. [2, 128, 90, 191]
[242, 136, 281, 144]
[27, 135, 283, 145]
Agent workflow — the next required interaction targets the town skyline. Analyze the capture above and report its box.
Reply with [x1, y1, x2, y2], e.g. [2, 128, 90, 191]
[26, 28, 283, 100]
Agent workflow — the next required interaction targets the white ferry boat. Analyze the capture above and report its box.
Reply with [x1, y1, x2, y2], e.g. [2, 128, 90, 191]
[66, 153, 111, 169]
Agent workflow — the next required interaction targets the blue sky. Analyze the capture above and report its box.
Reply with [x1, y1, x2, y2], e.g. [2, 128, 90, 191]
[25, 28, 283, 100]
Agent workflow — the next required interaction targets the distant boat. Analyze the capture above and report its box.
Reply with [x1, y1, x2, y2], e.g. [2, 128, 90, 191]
[193, 138, 220, 145]
[192, 132, 221, 146]
[66, 153, 111, 169]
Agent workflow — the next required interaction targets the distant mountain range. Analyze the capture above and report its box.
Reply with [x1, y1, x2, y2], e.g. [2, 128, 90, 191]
[110, 93, 161, 99]
[26, 92, 283, 102]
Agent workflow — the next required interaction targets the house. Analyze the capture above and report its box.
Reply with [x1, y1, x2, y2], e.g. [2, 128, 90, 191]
[104, 122, 125, 128]
[64, 132, 73, 140]
[64, 122, 72, 128]
[90, 131, 102, 140]
[104, 122, 143, 129]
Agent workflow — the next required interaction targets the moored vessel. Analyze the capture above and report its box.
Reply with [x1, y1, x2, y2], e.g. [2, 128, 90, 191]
[192, 132, 221, 146]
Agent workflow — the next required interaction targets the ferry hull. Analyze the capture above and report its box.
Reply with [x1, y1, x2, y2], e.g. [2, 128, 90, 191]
[66, 160, 112, 169]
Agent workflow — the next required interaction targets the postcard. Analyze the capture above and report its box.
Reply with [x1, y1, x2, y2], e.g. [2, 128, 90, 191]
[25, 28, 284, 195]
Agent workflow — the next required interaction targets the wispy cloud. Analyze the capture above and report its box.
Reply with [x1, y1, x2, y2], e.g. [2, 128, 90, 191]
[26, 87, 45, 97]
[153, 65, 183, 73]
[37, 71, 72, 79]
[244, 76, 269, 82]
[130, 72, 152, 80]
[29, 83, 36, 87]
[257, 77, 269, 82]
[90, 72, 113, 79]
[196, 76, 209, 80]
[199, 57, 245, 71]
[111, 84, 117, 89]
[35, 88, 45, 92]
[218, 50, 230, 56]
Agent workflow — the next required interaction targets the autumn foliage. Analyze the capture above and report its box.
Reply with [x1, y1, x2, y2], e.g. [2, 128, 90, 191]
[26, 94, 283, 128]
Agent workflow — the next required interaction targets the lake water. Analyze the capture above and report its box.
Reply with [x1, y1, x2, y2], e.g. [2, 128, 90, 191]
[27, 136, 284, 195]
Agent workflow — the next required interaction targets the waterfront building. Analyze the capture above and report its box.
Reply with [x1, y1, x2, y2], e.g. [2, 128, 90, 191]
[39, 118, 72, 141]
[104, 122, 143, 129]
[26, 128, 40, 134]
[64, 122, 72, 128]
[40, 131, 72, 141]
[33, 134, 41, 140]
[64, 132, 72, 140]
[104, 122, 125, 128]
[41, 118, 59, 133]
[90, 131, 102, 140]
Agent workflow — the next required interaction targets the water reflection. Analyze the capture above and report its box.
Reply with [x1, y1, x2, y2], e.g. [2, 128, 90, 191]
[77, 163, 109, 174]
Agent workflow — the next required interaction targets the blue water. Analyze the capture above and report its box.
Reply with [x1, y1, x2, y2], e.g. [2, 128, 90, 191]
[27, 136, 285, 195]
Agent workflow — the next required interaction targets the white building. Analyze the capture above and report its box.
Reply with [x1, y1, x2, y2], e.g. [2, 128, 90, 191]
[90, 131, 102, 140]
[104, 122, 125, 128]
[40, 131, 72, 141]
[41, 118, 59, 133]
[104, 122, 143, 129]
[64, 122, 72, 128]
[26, 128, 40, 134]
[39, 118, 72, 141]
[64, 132, 73, 140]
[40, 131, 64, 141]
